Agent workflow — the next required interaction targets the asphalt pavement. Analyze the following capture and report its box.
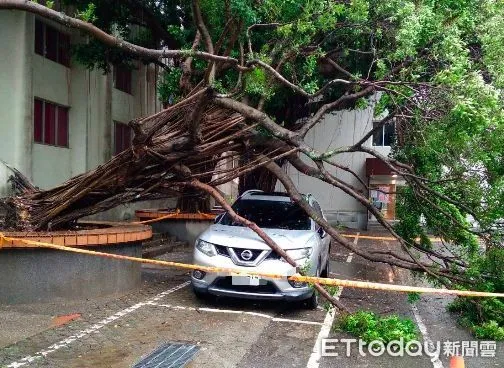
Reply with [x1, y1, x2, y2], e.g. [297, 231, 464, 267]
[0, 232, 502, 367]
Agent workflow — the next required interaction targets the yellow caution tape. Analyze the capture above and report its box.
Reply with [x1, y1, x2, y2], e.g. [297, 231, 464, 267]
[0, 232, 502, 298]
[341, 234, 442, 242]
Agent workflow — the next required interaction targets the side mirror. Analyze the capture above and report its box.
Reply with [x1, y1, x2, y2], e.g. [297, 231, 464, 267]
[214, 213, 224, 224]
[317, 227, 327, 238]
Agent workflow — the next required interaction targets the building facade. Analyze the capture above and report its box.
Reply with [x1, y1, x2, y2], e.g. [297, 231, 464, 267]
[0, 10, 167, 219]
[276, 96, 402, 229]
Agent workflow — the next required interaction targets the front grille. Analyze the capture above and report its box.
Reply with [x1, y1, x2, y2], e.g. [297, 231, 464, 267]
[215, 244, 230, 257]
[266, 250, 282, 260]
[213, 277, 278, 294]
[215, 245, 282, 261]
[231, 247, 263, 262]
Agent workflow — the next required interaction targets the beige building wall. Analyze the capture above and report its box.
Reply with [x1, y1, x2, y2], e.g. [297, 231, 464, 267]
[276, 96, 383, 228]
[0, 10, 170, 219]
[0, 11, 32, 197]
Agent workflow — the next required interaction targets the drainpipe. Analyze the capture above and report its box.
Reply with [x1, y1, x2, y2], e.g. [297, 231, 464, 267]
[85, 68, 90, 171]
[103, 66, 112, 162]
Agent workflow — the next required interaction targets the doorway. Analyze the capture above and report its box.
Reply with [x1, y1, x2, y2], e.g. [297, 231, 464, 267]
[369, 184, 396, 220]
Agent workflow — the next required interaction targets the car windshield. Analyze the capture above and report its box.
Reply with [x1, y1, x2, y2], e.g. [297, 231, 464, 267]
[220, 199, 311, 230]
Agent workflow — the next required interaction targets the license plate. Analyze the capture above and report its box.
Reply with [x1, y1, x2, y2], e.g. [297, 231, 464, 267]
[232, 275, 260, 286]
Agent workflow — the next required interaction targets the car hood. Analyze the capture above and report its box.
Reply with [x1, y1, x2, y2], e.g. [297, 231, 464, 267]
[199, 224, 316, 250]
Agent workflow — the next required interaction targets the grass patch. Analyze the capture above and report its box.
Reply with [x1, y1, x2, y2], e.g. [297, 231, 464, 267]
[336, 311, 418, 343]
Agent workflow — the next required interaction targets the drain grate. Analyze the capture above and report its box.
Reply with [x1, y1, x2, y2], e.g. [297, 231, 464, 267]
[133, 342, 200, 368]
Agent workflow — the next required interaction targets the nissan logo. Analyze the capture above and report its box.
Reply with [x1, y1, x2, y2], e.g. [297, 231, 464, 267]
[240, 249, 253, 261]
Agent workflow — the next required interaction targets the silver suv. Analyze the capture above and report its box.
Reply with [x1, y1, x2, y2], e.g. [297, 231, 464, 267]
[191, 190, 331, 308]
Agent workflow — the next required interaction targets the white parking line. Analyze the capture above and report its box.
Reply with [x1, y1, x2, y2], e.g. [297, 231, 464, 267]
[411, 304, 444, 368]
[151, 303, 324, 326]
[306, 233, 359, 368]
[5, 281, 190, 368]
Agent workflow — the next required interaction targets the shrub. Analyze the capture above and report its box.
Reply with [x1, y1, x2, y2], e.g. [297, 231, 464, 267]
[336, 311, 418, 343]
[448, 297, 504, 340]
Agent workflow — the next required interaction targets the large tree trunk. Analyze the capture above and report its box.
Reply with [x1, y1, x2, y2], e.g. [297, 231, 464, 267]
[238, 166, 278, 194]
[176, 188, 211, 213]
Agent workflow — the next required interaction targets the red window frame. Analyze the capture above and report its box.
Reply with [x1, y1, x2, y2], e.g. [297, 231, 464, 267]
[114, 122, 132, 155]
[114, 65, 133, 94]
[44, 102, 56, 145]
[34, 19, 70, 67]
[34, 98, 69, 147]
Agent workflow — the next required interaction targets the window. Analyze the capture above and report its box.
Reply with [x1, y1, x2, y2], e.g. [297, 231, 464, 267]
[372, 121, 395, 146]
[34, 19, 70, 67]
[34, 99, 69, 147]
[114, 65, 132, 94]
[114, 122, 132, 155]
[220, 200, 311, 230]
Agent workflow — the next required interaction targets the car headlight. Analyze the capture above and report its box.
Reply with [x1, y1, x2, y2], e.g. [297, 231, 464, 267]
[285, 247, 313, 260]
[196, 239, 217, 257]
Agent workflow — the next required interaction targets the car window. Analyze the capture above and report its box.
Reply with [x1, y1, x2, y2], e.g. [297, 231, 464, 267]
[220, 199, 311, 230]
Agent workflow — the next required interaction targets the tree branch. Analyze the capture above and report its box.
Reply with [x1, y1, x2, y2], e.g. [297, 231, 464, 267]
[191, 0, 216, 83]
[213, 96, 300, 143]
[298, 85, 376, 137]
[124, 0, 178, 48]
[351, 112, 396, 149]
[246, 23, 281, 57]
[0, 0, 235, 64]
[180, 31, 202, 93]
[186, 89, 211, 144]
[280, 156, 469, 282]
[191, 0, 214, 54]
[247, 59, 353, 99]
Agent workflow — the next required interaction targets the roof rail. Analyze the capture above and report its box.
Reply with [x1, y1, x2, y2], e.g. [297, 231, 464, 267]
[238, 189, 264, 199]
[303, 193, 315, 203]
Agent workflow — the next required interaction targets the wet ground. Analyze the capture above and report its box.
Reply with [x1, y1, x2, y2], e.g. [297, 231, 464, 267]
[0, 232, 502, 367]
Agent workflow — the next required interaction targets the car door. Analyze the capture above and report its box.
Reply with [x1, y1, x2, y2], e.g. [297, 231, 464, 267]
[312, 200, 330, 269]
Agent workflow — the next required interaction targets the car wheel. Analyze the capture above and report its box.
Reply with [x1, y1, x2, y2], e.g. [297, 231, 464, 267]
[305, 289, 319, 310]
[193, 287, 209, 300]
[320, 259, 330, 278]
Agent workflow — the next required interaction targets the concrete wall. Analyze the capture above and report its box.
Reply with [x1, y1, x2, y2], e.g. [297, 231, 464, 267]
[0, 11, 32, 197]
[152, 220, 214, 246]
[212, 152, 239, 204]
[0, 11, 161, 196]
[276, 97, 380, 229]
[0, 242, 142, 304]
[86, 197, 177, 222]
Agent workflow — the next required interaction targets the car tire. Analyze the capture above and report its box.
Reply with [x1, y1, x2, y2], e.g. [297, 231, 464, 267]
[193, 287, 209, 300]
[320, 259, 330, 278]
[305, 289, 319, 310]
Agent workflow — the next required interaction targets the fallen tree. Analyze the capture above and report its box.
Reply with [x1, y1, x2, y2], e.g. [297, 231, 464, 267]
[0, 0, 503, 334]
